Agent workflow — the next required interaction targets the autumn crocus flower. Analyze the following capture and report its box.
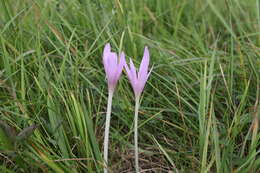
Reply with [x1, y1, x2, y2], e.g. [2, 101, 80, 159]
[124, 46, 152, 172]
[102, 43, 125, 173]
[103, 43, 125, 93]
[124, 46, 152, 98]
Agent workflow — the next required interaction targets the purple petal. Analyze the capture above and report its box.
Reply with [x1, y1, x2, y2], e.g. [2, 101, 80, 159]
[124, 59, 133, 83]
[138, 46, 149, 79]
[129, 59, 137, 82]
[115, 52, 125, 82]
[124, 58, 138, 94]
[135, 46, 150, 95]
[103, 43, 111, 74]
[107, 52, 118, 84]
[129, 59, 143, 96]
[137, 65, 153, 95]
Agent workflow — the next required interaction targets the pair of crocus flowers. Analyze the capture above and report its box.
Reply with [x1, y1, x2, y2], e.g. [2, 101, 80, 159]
[103, 43, 152, 173]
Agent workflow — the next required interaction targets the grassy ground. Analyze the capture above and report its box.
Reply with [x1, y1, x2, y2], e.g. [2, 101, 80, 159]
[0, 0, 260, 172]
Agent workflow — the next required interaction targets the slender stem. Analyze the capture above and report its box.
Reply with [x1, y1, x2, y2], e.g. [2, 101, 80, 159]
[134, 95, 140, 173]
[103, 91, 113, 173]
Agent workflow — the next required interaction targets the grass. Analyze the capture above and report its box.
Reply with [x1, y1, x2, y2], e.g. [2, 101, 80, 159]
[0, 0, 259, 172]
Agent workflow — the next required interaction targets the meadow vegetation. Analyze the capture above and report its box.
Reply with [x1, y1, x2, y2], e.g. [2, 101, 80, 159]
[0, 0, 259, 172]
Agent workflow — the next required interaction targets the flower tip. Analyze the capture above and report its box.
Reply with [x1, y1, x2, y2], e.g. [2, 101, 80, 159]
[104, 43, 111, 51]
[120, 52, 126, 62]
[129, 58, 134, 66]
[144, 46, 149, 52]
[118, 52, 126, 72]
[144, 46, 149, 58]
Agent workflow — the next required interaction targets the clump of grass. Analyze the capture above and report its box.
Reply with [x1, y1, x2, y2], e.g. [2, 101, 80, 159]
[0, 0, 259, 172]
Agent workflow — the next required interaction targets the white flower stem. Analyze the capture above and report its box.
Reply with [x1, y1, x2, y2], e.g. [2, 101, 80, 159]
[134, 95, 140, 173]
[104, 90, 113, 173]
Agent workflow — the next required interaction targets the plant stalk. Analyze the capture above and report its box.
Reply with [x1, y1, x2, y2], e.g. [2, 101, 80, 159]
[103, 90, 113, 173]
[134, 95, 140, 173]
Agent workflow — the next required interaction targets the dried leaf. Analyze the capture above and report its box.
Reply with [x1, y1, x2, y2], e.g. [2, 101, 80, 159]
[16, 124, 39, 141]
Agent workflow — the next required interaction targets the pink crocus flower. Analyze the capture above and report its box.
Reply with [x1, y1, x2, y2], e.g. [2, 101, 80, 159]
[124, 46, 152, 172]
[103, 43, 125, 93]
[124, 46, 152, 97]
[102, 43, 125, 173]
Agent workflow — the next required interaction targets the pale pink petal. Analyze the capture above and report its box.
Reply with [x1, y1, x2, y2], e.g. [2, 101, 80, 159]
[136, 81, 145, 96]
[129, 59, 143, 96]
[133, 47, 150, 95]
[125, 58, 139, 94]
[137, 66, 152, 95]
[107, 52, 117, 85]
[129, 59, 137, 82]
[138, 46, 149, 79]
[115, 52, 125, 82]
[103, 43, 111, 75]
[124, 60, 133, 83]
